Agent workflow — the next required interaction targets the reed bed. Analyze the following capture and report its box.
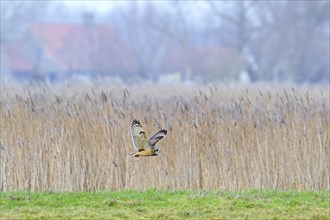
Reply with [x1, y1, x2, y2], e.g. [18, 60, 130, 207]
[0, 83, 329, 192]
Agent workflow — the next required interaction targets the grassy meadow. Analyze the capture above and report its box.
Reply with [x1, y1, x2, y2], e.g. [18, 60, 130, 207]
[0, 82, 329, 218]
[1, 189, 329, 219]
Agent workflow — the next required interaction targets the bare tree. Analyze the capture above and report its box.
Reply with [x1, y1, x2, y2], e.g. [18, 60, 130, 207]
[108, 2, 170, 80]
[0, 1, 51, 43]
[251, 0, 329, 82]
[207, 0, 329, 83]
[208, 0, 258, 53]
[148, 1, 196, 78]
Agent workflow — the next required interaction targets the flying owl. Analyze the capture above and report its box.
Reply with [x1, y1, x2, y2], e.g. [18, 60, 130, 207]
[130, 119, 167, 157]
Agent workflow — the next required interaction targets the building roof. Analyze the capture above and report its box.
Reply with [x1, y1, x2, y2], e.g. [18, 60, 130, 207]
[30, 23, 137, 74]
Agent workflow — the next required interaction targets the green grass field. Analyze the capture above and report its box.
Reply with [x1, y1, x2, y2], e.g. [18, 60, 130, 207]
[1, 189, 329, 219]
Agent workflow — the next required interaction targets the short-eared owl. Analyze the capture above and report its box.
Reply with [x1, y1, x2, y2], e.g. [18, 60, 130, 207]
[130, 119, 167, 157]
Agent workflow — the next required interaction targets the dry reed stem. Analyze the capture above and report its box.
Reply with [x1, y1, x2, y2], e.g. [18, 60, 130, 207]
[0, 84, 329, 192]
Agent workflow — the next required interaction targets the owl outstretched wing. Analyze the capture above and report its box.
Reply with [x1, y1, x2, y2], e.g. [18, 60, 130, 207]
[130, 119, 147, 151]
[148, 129, 167, 149]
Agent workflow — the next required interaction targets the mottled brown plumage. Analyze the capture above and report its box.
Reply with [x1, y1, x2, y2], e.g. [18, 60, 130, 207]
[130, 119, 167, 157]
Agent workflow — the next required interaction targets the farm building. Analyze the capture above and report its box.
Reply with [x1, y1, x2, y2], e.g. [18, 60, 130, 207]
[1, 16, 138, 83]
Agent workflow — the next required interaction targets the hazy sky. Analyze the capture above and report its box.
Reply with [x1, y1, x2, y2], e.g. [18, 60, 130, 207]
[61, 0, 211, 27]
[62, 1, 122, 14]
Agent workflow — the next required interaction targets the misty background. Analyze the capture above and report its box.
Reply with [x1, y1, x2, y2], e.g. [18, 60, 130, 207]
[1, 0, 329, 85]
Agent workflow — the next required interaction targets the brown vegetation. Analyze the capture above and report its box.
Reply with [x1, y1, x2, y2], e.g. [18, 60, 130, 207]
[0, 83, 329, 192]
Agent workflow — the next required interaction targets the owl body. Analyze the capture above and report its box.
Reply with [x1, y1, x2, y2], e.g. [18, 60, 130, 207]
[134, 148, 159, 157]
